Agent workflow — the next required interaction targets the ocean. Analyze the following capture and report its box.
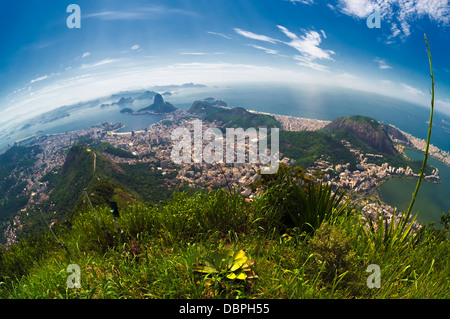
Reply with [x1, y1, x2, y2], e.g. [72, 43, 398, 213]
[1, 82, 449, 226]
[3, 83, 450, 153]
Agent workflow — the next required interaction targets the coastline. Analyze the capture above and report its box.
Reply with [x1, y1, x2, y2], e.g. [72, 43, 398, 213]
[2, 106, 446, 243]
[389, 124, 450, 167]
[249, 109, 450, 168]
[6, 106, 449, 168]
[247, 110, 447, 228]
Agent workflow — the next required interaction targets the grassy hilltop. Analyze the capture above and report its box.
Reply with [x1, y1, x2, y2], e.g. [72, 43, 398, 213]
[0, 163, 449, 299]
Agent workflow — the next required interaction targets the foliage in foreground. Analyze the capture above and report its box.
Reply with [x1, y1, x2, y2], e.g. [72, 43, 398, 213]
[0, 172, 449, 299]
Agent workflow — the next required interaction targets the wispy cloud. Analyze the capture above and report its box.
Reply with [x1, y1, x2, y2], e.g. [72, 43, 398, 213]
[336, 0, 377, 18]
[401, 83, 425, 96]
[180, 52, 225, 56]
[334, 0, 449, 41]
[81, 52, 91, 58]
[180, 52, 210, 55]
[293, 56, 330, 71]
[290, 0, 449, 41]
[80, 58, 119, 69]
[29, 73, 60, 84]
[131, 44, 140, 50]
[277, 26, 335, 62]
[374, 57, 392, 69]
[233, 28, 279, 44]
[234, 25, 334, 71]
[436, 99, 450, 113]
[30, 75, 50, 84]
[288, 0, 315, 4]
[85, 11, 146, 20]
[84, 6, 197, 21]
[207, 31, 233, 40]
[249, 45, 281, 56]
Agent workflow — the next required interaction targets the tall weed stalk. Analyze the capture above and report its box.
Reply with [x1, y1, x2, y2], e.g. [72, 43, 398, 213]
[368, 34, 435, 253]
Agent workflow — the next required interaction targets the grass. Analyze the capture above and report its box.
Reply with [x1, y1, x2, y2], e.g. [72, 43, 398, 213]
[0, 185, 449, 299]
[406, 34, 435, 218]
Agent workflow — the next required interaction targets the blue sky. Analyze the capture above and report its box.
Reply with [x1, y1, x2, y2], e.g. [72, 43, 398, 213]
[0, 0, 449, 127]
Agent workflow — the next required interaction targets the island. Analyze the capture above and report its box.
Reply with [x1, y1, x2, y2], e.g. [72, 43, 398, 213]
[120, 108, 134, 114]
[136, 93, 177, 114]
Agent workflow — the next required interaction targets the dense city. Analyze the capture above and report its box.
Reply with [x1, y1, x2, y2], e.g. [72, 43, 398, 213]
[3, 108, 450, 247]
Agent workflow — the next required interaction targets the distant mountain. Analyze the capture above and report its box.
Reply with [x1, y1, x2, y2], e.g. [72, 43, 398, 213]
[322, 115, 398, 156]
[101, 97, 134, 109]
[120, 107, 134, 114]
[136, 91, 157, 100]
[150, 82, 206, 91]
[114, 97, 133, 107]
[188, 100, 281, 130]
[138, 94, 177, 114]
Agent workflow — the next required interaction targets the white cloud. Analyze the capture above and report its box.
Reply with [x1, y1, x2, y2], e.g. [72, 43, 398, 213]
[85, 11, 143, 20]
[131, 45, 140, 50]
[11, 87, 27, 94]
[80, 58, 119, 69]
[81, 52, 91, 58]
[29, 73, 60, 84]
[294, 55, 330, 71]
[337, 0, 377, 18]
[30, 75, 50, 84]
[401, 83, 425, 96]
[278, 26, 335, 61]
[332, 0, 450, 40]
[436, 99, 450, 114]
[207, 31, 233, 39]
[84, 7, 197, 21]
[234, 25, 334, 71]
[398, 0, 449, 24]
[249, 45, 281, 55]
[180, 52, 210, 55]
[287, 1, 449, 41]
[374, 57, 392, 69]
[233, 28, 279, 44]
[288, 0, 315, 4]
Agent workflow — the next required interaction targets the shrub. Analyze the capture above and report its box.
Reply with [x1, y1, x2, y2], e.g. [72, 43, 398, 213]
[309, 222, 358, 282]
[255, 164, 356, 235]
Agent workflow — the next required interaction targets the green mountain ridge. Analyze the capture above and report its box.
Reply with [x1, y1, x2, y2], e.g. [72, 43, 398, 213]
[279, 130, 358, 170]
[188, 100, 281, 130]
[40, 143, 179, 222]
[323, 115, 398, 156]
[0, 146, 40, 226]
[41, 145, 130, 220]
